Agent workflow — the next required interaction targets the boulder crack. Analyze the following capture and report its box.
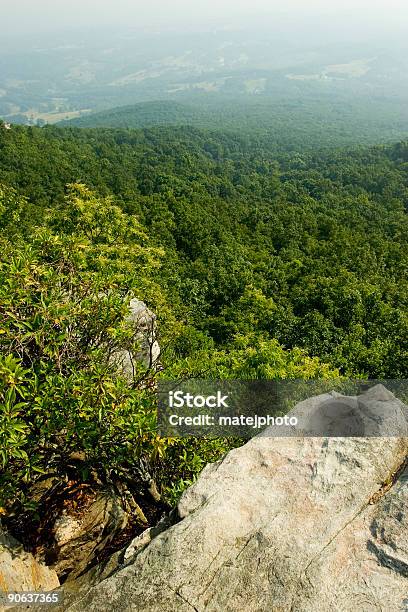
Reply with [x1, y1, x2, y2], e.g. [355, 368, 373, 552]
[300, 504, 367, 588]
[368, 454, 408, 505]
[165, 582, 199, 612]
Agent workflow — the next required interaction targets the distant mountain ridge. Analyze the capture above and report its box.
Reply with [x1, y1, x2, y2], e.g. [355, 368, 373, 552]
[57, 96, 408, 149]
[58, 100, 209, 129]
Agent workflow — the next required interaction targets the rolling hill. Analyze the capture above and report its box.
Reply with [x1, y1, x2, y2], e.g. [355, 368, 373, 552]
[58, 100, 209, 129]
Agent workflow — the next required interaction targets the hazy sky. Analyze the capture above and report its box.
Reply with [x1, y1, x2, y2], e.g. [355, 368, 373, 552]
[3, 0, 408, 35]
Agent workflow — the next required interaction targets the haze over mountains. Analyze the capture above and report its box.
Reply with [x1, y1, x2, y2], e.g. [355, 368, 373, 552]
[1, 4, 408, 147]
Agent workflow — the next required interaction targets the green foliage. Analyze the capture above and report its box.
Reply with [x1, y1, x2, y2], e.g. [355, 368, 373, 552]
[0, 356, 30, 474]
[0, 123, 408, 512]
[59, 95, 408, 151]
[0, 184, 24, 231]
[59, 101, 207, 130]
[166, 332, 339, 381]
[159, 437, 241, 506]
[0, 185, 170, 509]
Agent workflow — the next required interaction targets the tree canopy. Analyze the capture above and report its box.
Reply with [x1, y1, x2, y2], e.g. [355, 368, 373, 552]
[0, 122, 407, 514]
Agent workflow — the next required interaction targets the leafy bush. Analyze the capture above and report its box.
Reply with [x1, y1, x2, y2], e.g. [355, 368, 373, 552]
[0, 185, 169, 510]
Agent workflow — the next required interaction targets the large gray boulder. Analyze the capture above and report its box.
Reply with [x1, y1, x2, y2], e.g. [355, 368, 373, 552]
[43, 387, 408, 611]
[265, 384, 408, 437]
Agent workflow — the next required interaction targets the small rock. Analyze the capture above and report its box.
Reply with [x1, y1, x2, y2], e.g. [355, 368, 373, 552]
[0, 527, 59, 596]
[50, 488, 128, 582]
[111, 298, 161, 381]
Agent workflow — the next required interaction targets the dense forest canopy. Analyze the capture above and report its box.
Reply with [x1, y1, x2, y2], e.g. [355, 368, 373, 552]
[1, 122, 407, 378]
[59, 96, 408, 150]
[0, 118, 407, 518]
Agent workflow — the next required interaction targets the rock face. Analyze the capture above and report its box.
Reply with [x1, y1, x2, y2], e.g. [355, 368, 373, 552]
[266, 384, 408, 437]
[48, 488, 128, 583]
[112, 299, 161, 381]
[45, 386, 408, 611]
[0, 528, 59, 597]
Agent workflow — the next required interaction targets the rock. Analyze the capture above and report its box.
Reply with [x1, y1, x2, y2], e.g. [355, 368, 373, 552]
[50, 511, 178, 611]
[128, 298, 160, 370]
[357, 384, 408, 436]
[369, 466, 408, 579]
[263, 384, 408, 437]
[295, 462, 408, 612]
[48, 488, 128, 583]
[53, 516, 82, 549]
[0, 527, 59, 597]
[111, 299, 161, 381]
[40, 387, 408, 611]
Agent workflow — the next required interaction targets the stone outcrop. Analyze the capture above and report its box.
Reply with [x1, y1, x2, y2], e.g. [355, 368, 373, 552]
[47, 488, 129, 583]
[111, 298, 161, 381]
[265, 383, 408, 437]
[38, 386, 408, 611]
[0, 528, 59, 600]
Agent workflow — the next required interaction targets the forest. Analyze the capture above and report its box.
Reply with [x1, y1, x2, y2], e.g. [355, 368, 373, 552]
[60, 96, 408, 150]
[0, 119, 407, 547]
